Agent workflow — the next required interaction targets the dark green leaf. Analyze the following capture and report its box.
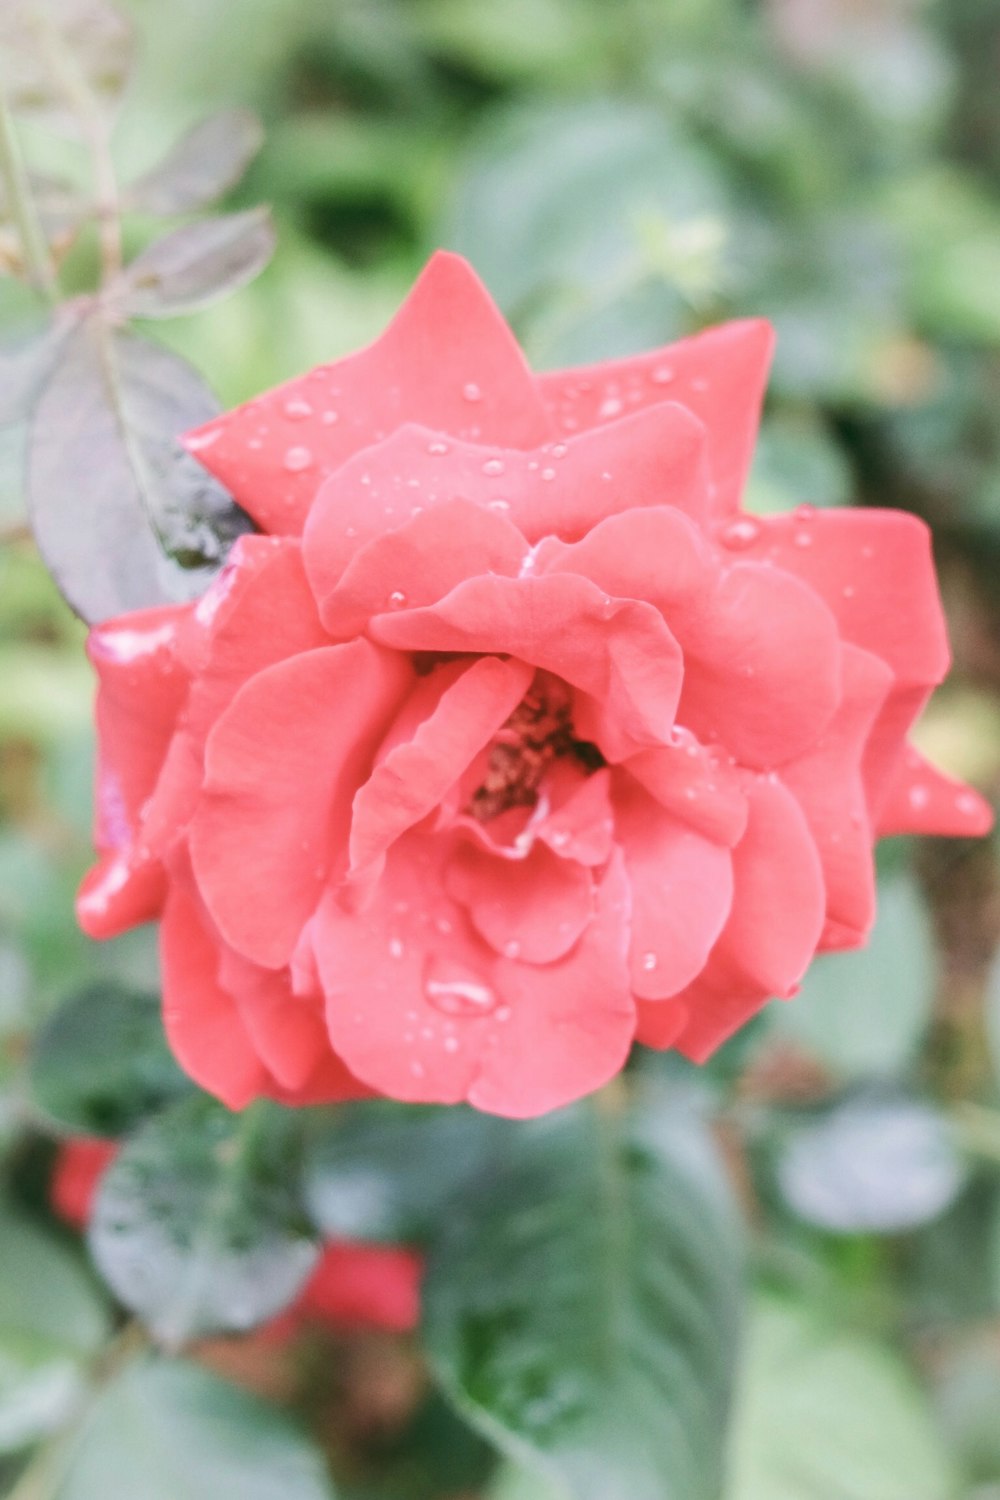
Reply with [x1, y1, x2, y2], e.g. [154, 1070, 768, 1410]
[424, 1086, 742, 1500]
[125, 110, 265, 217]
[30, 981, 190, 1137]
[0, 1209, 110, 1453]
[27, 317, 253, 622]
[728, 1298, 957, 1500]
[0, 0, 134, 137]
[304, 1101, 510, 1244]
[775, 1092, 966, 1234]
[55, 1355, 338, 1500]
[115, 210, 276, 320]
[88, 1097, 319, 1345]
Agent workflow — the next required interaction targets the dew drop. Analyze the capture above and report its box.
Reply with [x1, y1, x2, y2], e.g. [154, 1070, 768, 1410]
[283, 446, 313, 473]
[793, 504, 816, 521]
[641, 951, 658, 972]
[502, 939, 521, 959]
[909, 784, 930, 810]
[489, 498, 511, 512]
[424, 957, 498, 1018]
[462, 382, 483, 402]
[719, 517, 761, 551]
[956, 792, 981, 816]
[444, 1036, 460, 1053]
[388, 938, 404, 959]
[427, 440, 449, 455]
[482, 458, 505, 477]
[540, 467, 556, 481]
[410, 1060, 426, 1079]
[283, 398, 313, 421]
[321, 410, 339, 425]
[598, 396, 623, 419]
[388, 590, 407, 608]
[793, 530, 813, 548]
[651, 364, 675, 385]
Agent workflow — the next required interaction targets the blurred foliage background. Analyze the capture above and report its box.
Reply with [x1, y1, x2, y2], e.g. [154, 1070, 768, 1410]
[3, 0, 1000, 1496]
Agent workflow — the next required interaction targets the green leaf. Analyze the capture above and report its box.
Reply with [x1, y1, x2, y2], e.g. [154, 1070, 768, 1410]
[764, 871, 935, 1082]
[55, 1355, 338, 1500]
[125, 110, 265, 217]
[775, 1092, 966, 1234]
[304, 1100, 509, 1244]
[89, 1097, 320, 1345]
[30, 981, 190, 1136]
[744, 414, 853, 514]
[0, 1209, 110, 1453]
[27, 317, 253, 622]
[424, 1087, 742, 1500]
[0, 0, 134, 138]
[115, 209, 276, 320]
[727, 1298, 958, 1500]
[445, 99, 731, 343]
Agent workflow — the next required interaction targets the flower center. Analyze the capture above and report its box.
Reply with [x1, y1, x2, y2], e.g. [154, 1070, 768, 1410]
[469, 674, 604, 823]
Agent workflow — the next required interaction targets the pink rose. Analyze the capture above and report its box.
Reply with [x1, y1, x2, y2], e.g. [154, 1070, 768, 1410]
[77, 252, 991, 1118]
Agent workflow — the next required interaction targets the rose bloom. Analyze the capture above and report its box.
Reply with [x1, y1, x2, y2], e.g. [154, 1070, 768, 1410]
[50, 1138, 421, 1335]
[77, 252, 991, 1118]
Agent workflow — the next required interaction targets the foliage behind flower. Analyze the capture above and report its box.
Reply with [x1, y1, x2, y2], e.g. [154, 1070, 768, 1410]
[76, 252, 991, 1119]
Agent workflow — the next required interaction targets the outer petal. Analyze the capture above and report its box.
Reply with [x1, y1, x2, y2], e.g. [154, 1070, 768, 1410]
[539, 318, 774, 515]
[445, 840, 594, 962]
[780, 644, 892, 941]
[676, 562, 843, 768]
[300, 404, 710, 602]
[78, 606, 191, 939]
[349, 656, 534, 879]
[612, 780, 733, 1000]
[142, 537, 330, 863]
[876, 746, 994, 838]
[216, 944, 360, 1097]
[185, 252, 552, 535]
[669, 777, 826, 1061]
[160, 880, 271, 1110]
[190, 643, 413, 968]
[370, 572, 683, 761]
[314, 832, 634, 1118]
[735, 507, 952, 811]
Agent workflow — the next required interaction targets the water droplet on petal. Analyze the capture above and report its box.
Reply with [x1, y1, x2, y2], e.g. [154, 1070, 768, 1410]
[598, 396, 623, 418]
[284, 398, 313, 421]
[283, 446, 313, 473]
[502, 939, 521, 959]
[719, 517, 761, 551]
[427, 440, 449, 455]
[641, 951, 658, 972]
[482, 458, 505, 477]
[321, 410, 338, 425]
[388, 590, 407, 607]
[462, 382, 482, 402]
[909, 784, 930, 810]
[793, 530, 812, 548]
[424, 957, 498, 1018]
[389, 938, 404, 959]
[540, 467, 556, 481]
[651, 364, 675, 385]
[793, 504, 816, 521]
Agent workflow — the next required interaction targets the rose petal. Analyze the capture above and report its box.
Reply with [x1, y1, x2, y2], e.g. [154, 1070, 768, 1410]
[539, 317, 774, 515]
[676, 562, 842, 768]
[781, 644, 892, 940]
[445, 840, 594, 962]
[310, 497, 529, 639]
[876, 745, 994, 838]
[160, 880, 270, 1110]
[370, 572, 682, 760]
[613, 780, 733, 1000]
[190, 642, 412, 967]
[624, 733, 749, 847]
[184, 251, 552, 534]
[349, 655, 535, 879]
[538, 505, 714, 617]
[314, 832, 634, 1118]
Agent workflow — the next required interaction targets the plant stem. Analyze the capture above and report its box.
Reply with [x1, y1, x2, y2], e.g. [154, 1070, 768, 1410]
[29, 7, 123, 286]
[0, 90, 57, 300]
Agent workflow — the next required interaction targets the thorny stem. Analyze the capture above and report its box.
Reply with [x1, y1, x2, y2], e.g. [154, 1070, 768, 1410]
[0, 88, 58, 300]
